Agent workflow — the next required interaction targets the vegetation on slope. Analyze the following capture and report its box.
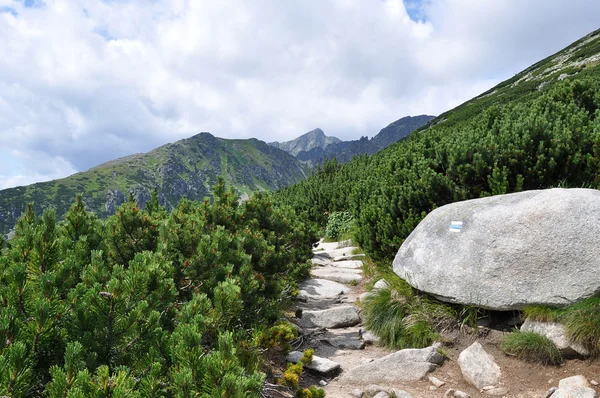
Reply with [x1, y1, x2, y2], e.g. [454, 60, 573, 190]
[0, 133, 308, 236]
[0, 179, 317, 397]
[276, 28, 600, 261]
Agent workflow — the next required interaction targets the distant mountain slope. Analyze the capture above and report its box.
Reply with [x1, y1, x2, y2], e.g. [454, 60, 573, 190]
[0, 132, 307, 235]
[269, 128, 341, 156]
[295, 115, 435, 164]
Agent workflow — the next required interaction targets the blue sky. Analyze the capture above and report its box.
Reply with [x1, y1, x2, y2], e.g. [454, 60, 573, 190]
[0, 0, 599, 189]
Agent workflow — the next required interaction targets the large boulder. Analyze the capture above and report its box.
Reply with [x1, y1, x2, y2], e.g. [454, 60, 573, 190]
[393, 188, 600, 310]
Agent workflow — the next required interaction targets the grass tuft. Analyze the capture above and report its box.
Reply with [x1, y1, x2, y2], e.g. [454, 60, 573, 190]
[523, 306, 560, 322]
[560, 297, 600, 355]
[500, 330, 563, 365]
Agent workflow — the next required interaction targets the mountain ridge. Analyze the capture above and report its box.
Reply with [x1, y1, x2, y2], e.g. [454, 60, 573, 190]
[269, 128, 341, 156]
[0, 132, 307, 235]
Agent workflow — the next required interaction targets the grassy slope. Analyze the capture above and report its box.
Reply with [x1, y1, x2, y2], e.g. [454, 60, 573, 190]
[0, 133, 308, 235]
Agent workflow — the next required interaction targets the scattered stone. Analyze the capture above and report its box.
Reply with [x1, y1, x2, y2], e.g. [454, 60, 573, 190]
[299, 306, 361, 329]
[429, 386, 437, 391]
[350, 389, 363, 398]
[340, 345, 444, 384]
[361, 329, 380, 345]
[322, 335, 365, 350]
[443, 389, 455, 398]
[591, 380, 599, 386]
[363, 385, 386, 398]
[551, 387, 597, 398]
[318, 380, 327, 386]
[373, 279, 389, 289]
[311, 266, 363, 284]
[558, 73, 570, 80]
[453, 391, 471, 398]
[360, 292, 373, 303]
[559, 375, 591, 389]
[521, 319, 590, 356]
[287, 351, 340, 374]
[390, 389, 412, 398]
[483, 387, 509, 396]
[428, 375, 446, 387]
[372, 392, 390, 398]
[544, 387, 558, 398]
[393, 188, 600, 310]
[457, 342, 502, 389]
[298, 278, 349, 300]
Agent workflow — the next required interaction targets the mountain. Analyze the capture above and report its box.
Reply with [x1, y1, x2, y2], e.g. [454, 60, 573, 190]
[0, 132, 307, 235]
[294, 115, 435, 164]
[269, 128, 341, 156]
[276, 28, 600, 261]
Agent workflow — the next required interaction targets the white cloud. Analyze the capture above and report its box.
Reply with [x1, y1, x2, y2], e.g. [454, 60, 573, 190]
[0, 0, 599, 188]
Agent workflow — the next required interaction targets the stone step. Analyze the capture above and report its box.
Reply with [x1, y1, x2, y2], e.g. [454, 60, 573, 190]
[298, 278, 350, 300]
[330, 260, 363, 269]
[333, 254, 365, 262]
[311, 266, 362, 284]
[298, 306, 361, 329]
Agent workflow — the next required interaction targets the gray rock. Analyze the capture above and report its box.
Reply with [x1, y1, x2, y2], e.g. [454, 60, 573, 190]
[360, 292, 374, 303]
[334, 254, 365, 262]
[298, 278, 349, 300]
[311, 257, 330, 266]
[393, 188, 600, 310]
[311, 266, 363, 284]
[521, 319, 590, 356]
[428, 375, 446, 387]
[318, 380, 327, 386]
[559, 375, 591, 389]
[340, 345, 443, 384]
[551, 387, 597, 398]
[318, 246, 360, 259]
[390, 389, 412, 398]
[363, 385, 386, 398]
[350, 389, 363, 398]
[300, 306, 361, 328]
[372, 393, 390, 398]
[558, 73, 570, 81]
[287, 351, 340, 374]
[361, 330, 380, 345]
[457, 342, 501, 389]
[373, 279, 389, 290]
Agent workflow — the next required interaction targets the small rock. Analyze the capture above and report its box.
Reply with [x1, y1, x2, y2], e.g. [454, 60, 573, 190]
[454, 391, 471, 398]
[544, 387, 558, 398]
[322, 335, 365, 350]
[429, 386, 437, 391]
[373, 279, 389, 289]
[559, 375, 591, 389]
[428, 375, 446, 387]
[372, 393, 390, 398]
[551, 387, 597, 398]
[350, 389, 363, 398]
[361, 329, 380, 345]
[558, 73, 569, 81]
[319, 380, 327, 386]
[457, 342, 502, 389]
[287, 351, 340, 374]
[443, 389, 455, 398]
[390, 389, 412, 398]
[363, 385, 386, 398]
[591, 380, 599, 386]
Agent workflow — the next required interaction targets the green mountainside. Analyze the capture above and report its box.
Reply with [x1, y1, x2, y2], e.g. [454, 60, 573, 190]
[276, 28, 600, 261]
[0, 132, 307, 235]
[269, 128, 341, 156]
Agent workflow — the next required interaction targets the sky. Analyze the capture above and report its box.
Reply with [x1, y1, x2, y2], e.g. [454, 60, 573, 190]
[0, 0, 600, 189]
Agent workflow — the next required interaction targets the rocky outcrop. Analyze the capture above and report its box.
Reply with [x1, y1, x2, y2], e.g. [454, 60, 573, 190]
[340, 345, 444, 384]
[457, 342, 501, 389]
[394, 188, 600, 310]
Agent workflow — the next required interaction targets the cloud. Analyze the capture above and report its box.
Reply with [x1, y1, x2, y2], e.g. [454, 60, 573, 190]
[0, 0, 599, 188]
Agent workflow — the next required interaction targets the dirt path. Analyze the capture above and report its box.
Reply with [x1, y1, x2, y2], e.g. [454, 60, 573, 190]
[290, 240, 600, 398]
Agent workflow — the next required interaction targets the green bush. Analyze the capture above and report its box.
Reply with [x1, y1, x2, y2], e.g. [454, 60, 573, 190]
[500, 331, 563, 365]
[324, 211, 354, 240]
